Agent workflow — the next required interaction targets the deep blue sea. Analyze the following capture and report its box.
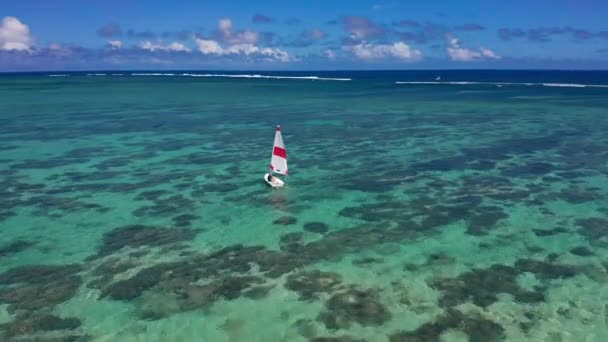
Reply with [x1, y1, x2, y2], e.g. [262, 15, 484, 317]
[1, 70, 608, 341]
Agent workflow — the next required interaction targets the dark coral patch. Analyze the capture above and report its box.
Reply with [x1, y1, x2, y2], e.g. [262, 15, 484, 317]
[172, 214, 199, 227]
[132, 194, 195, 217]
[414, 156, 468, 172]
[22, 195, 109, 216]
[242, 285, 273, 299]
[532, 227, 568, 237]
[430, 259, 577, 308]
[134, 189, 169, 201]
[139, 275, 266, 320]
[0, 210, 16, 221]
[556, 186, 601, 204]
[273, 216, 297, 225]
[425, 253, 455, 266]
[576, 217, 608, 243]
[0, 314, 81, 339]
[92, 244, 292, 311]
[96, 225, 199, 256]
[310, 336, 366, 342]
[501, 162, 554, 177]
[352, 257, 383, 267]
[0, 264, 82, 314]
[514, 259, 577, 280]
[0, 240, 36, 257]
[279, 232, 304, 253]
[389, 309, 505, 342]
[430, 265, 525, 308]
[286, 270, 343, 301]
[304, 222, 329, 234]
[466, 207, 508, 236]
[318, 288, 391, 329]
[0, 264, 81, 285]
[569, 246, 594, 257]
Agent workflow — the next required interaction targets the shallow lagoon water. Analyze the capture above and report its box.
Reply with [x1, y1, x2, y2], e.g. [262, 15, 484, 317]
[1, 71, 608, 341]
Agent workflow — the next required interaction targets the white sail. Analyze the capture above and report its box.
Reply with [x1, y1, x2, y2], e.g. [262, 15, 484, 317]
[270, 125, 288, 175]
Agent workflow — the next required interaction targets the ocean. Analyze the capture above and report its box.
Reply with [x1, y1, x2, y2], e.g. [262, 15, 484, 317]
[1, 70, 607, 341]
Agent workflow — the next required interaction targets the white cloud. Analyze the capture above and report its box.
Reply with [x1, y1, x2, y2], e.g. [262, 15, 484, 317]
[194, 37, 290, 62]
[195, 39, 224, 54]
[139, 41, 190, 52]
[194, 19, 290, 62]
[107, 40, 122, 49]
[216, 18, 259, 45]
[446, 34, 500, 61]
[480, 47, 500, 59]
[325, 49, 337, 60]
[348, 41, 422, 61]
[219, 18, 232, 32]
[47, 43, 72, 57]
[167, 42, 190, 52]
[0, 16, 32, 51]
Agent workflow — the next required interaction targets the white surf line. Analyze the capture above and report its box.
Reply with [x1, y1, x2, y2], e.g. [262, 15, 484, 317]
[395, 81, 608, 88]
[180, 73, 352, 81]
[131, 73, 176, 76]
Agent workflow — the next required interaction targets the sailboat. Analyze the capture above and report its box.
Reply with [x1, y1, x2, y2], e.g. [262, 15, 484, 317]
[264, 125, 288, 187]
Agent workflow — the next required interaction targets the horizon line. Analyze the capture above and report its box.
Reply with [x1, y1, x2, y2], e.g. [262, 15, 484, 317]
[2, 68, 608, 74]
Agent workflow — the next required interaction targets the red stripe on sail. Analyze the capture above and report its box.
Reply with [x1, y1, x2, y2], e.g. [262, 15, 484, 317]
[273, 146, 287, 158]
[276, 125, 281, 131]
[270, 164, 274, 170]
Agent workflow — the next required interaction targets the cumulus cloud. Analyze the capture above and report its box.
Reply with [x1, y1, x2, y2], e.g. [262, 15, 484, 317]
[347, 41, 421, 61]
[498, 26, 607, 42]
[0, 16, 32, 51]
[46, 43, 73, 57]
[446, 34, 500, 61]
[195, 19, 290, 62]
[342, 16, 386, 41]
[97, 24, 121, 38]
[139, 41, 190, 52]
[107, 40, 122, 49]
[194, 38, 289, 62]
[324, 49, 337, 60]
[214, 18, 260, 45]
[394, 21, 485, 45]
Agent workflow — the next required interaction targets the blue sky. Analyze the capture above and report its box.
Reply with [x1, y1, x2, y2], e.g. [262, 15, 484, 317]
[1, 0, 608, 71]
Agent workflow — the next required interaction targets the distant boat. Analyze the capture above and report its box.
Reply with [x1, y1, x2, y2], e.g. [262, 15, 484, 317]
[264, 125, 287, 187]
[435, 76, 441, 81]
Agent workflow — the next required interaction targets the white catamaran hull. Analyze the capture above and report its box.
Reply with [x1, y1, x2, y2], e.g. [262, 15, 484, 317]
[264, 173, 285, 188]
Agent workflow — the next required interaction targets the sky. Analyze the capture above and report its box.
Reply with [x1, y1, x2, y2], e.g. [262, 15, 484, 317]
[1, 0, 608, 71]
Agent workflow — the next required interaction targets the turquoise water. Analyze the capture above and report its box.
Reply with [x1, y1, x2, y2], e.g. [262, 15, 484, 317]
[1, 71, 608, 341]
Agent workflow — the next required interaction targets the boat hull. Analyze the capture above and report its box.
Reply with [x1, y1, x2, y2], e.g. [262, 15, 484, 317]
[264, 173, 285, 188]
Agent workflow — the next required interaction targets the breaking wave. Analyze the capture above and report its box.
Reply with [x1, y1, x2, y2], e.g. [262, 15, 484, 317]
[395, 81, 608, 88]
[140, 73, 351, 81]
